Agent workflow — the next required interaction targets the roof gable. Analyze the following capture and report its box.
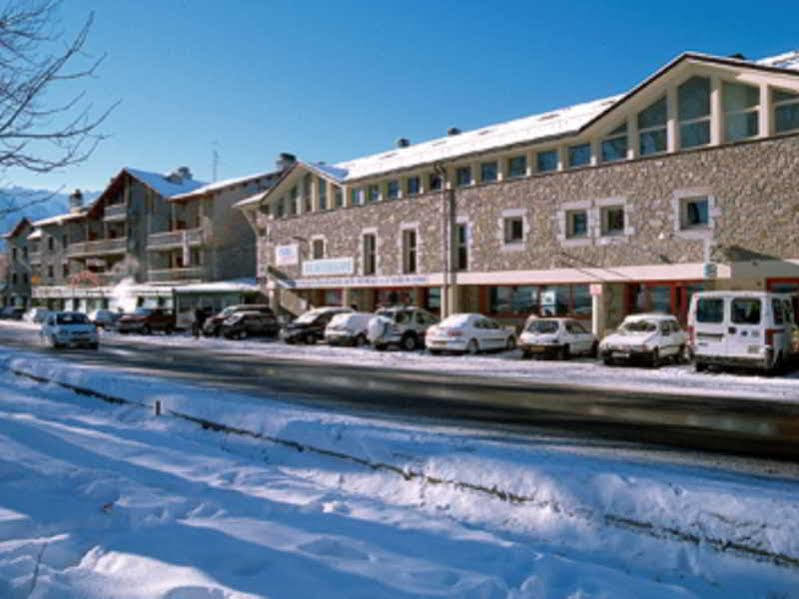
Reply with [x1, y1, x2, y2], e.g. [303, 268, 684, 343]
[1, 217, 31, 239]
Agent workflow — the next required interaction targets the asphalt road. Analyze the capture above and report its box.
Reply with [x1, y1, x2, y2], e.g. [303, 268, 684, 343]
[2, 323, 799, 461]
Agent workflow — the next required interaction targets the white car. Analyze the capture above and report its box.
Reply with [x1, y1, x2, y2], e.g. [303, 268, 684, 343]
[367, 306, 438, 351]
[324, 312, 373, 346]
[40, 311, 99, 349]
[425, 313, 516, 355]
[599, 313, 686, 367]
[518, 317, 597, 360]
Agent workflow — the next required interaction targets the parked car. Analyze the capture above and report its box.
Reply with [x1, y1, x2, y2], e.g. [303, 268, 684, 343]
[116, 308, 176, 335]
[688, 291, 798, 373]
[24, 307, 50, 323]
[0, 306, 25, 320]
[599, 313, 687, 367]
[518, 317, 597, 359]
[220, 311, 280, 340]
[40, 311, 99, 349]
[202, 304, 273, 337]
[324, 312, 374, 346]
[367, 306, 439, 351]
[281, 306, 352, 344]
[425, 312, 516, 355]
[88, 309, 121, 330]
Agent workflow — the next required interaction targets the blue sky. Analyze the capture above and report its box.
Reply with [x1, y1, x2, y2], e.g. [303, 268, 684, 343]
[9, 0, 798, 192]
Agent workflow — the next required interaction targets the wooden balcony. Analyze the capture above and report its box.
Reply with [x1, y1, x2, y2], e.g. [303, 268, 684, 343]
[103, 202, 127, 221]
[66, 237, 127, 258]
[147, 228, 204, 251]
[147, 266, 206, 283]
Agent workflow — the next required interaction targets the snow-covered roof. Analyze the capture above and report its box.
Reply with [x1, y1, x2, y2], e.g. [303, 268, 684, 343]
[124, 168, 207, 199]
[26, 229, 42, 240]
[169, 170, 279, 202]
[32, 211, 87, 227]
[757, 50, 799, 71]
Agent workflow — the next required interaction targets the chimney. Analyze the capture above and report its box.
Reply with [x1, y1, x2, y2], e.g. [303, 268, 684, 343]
[177, 166, 192, 180]
[447, 127, 461, 136]
[69, 189, 83, 213]
[729, 52, 747, 60]
[396, 137, 410, 148]
[276, 152, 296, 171]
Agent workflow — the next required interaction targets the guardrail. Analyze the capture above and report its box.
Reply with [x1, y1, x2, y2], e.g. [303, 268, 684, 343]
[103, 202, 127, 221]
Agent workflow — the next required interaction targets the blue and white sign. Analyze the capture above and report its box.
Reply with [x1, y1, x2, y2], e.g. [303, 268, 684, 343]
[274, 244, 299, 266]
[302, 257, 354, 277]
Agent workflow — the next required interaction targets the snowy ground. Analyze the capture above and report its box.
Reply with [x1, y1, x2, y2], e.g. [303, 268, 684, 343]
[1, 346, 799, 597]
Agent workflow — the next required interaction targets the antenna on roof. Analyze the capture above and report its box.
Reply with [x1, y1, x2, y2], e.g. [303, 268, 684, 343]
[211, 141, 219, 182]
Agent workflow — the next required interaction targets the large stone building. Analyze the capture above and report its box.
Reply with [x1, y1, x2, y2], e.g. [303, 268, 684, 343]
[1, 218, 33, 308]
[236, 50, 799, 333]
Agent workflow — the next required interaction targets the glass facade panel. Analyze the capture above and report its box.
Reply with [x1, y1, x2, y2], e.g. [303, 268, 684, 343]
[540, 285, 571, 317]
[481, 161, 498, 182]
[650, 286, 671, 314]
[776, 103, 799, 133]
[429, 173, 443, 191]
[490, 286, 539, 315]
[568, 143, 591, 168]
[387, 180, 399, 199]
[680, 120, 710, 149]
[368, 184, 380, 202]
[536, 150, 558, 172]
[723, 82, 759, 112]
[508, 155, 526, 178]
[639, 129, 667, 155]
[601, 136, 627, 162]
[456, 166, 472, 187]
[407, 176, 420, 196]
[637, 97, 667, 130]
[678, 76, 710, 121]
[726, 111, 758, 142]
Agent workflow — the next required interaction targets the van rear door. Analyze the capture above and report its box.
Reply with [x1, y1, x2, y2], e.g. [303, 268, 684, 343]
[693, 296, 726, 357]
[727, 297, 763, 359]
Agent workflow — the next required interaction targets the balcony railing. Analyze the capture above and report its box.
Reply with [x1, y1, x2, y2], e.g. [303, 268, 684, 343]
[103, 202, 127, 221]
[147, 228, 203, 251]
[28, 251, 41, 265]
[147, 266, 206, 283]
[66, 237, 127, 258]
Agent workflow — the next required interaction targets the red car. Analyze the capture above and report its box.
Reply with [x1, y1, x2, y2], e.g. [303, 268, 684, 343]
[116, 308, 176, 335]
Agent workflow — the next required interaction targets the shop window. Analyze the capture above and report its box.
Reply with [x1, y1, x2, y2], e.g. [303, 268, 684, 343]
[537, 149, 558, 172]
[503, 217, 524, 244]
[323, 289, 341, 306]
[456, 166, 472, 187]
[540, 285, 571, 316]
[774, 88, 799, 133]
[723, 81, 759, 142]
[678, 76, 711, 149]
[312, 239, 324, 260]
[508, 155, 526, 178]
[490, 286, 539, 315]
[566, 210, 588, 238]
[638, 96, 667, 156]
[402, 229, 417, 274]
[368, 184, 380, 203]
[425, 287, 441, 312]
[363, 233, 376, 275]
[429, 173, 443, 191]
[387, 180, 399, 200]
[317, 178, 327, 210]
[601, 122, 628, 162]
[568, 143, 591, 168]
[406, 176, 421, 196]
[680, 196, 709, 229]
[600, 206, 625, 236]
[649, 285, 672, 313]
[481, 161, 498, 182]
[772, 299, 785, 325]
[456, 223, 468, 270]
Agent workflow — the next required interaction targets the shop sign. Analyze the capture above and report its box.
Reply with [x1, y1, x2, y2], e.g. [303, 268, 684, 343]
[286, 273, 431, 289]
[302, 257, 354, 277]
[274, 244, 299, 266]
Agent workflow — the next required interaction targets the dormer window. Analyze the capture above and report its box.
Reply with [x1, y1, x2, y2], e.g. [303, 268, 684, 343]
[774, 88, 799, 133]
[638, 96, 667, 156]
[723, 82, 759, 142]
[678, 76, 711, 149]
[601, 122, 628, 162]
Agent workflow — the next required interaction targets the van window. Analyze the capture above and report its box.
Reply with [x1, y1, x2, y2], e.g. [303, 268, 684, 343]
[731, 298, 761, 325]
[783, 299, 795, 324]
[772, 299, 784, 325]
[696, 298, 724, 323]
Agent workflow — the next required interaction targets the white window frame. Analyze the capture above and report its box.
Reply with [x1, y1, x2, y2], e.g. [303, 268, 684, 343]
[637, 96, 668, 157]
[497, 208, 528, 252]
[672, 188, 717, 240]
[678, 76, 711, 150]
[310, 235, 326, 260]
[600, 123, 628, 163]
[593, 196, 635, 244]
[455, 216, 472, 271]
[556, 200, 593, 248]
[399, 223, 419, 274]
[722, 80, 760, 143]
[773, 87, 799, 134]
[361, 228, 379, 276]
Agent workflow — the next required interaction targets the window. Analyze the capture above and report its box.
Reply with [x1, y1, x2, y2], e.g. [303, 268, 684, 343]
[363, 233, 376, 275]
[696, 298, 724, 323]
[568, 143, 591, 168]
[334, 186, 343, 208]
[22, 273, 28, 284]
[317, 178, 327, 211]
[772, 299, 785, 325]
[723, 82, 759, 142]
[566, 210, 588, 238]
[11, 248, 17, 260]
[456, 166, 472, 187]
[406, 176, 420, 196]
[537, 150, 558, 172]
[312, 239, 324, 260]
[62, 234, 68, 247]
[303, 174, 312, 212]
[503, 217, 523, 244]
[681, 196, 709, 229]
[508, 155, 526, 178]
[456, 223, 468, 270]
[62, 263, 69, 278]
[490, 286, 539, 315]
[402, 229, 417, 274]
[774, 88, 799, 133]
[367, 184, 380, 203]
[22, 246, 28, 259]
[678, 76, 711, 149]
[731, 298, 761, 325]
[11, 273, 17, 285]
[47, 265, 54, 279]
[48, 236, 54, 251]
[351, 187, 364, 205]
[387, 180, 399, 200]
[600, 206, 625, 236]
[480, 161, 497, 182]
[287, 194, 297, 216]
[429, 173, 443, 191]
[638, 96, 667, 155]
[275, 198, 285, 219]
[601, 123, 628, 162]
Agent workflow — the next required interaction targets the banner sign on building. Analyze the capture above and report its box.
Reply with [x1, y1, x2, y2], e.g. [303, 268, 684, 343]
[274, 244, 299, 266]
[302, 257, 354, 277]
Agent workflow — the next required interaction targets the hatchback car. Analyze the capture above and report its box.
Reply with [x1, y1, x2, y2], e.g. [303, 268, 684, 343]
[599, 313, 687, 367]
[203, 304, 274, 337]
[40, 311, 99, 349]
[425, 313, 516, 355]
[88, 309, 121, 330]
[220, 311, 280, 340]
[518, 317, 597, 359]
[281, 307, 353, 344]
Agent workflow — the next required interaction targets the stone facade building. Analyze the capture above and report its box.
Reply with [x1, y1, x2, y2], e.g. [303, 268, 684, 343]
[1, 218, 32, 307]
[237, 50, 799, 334]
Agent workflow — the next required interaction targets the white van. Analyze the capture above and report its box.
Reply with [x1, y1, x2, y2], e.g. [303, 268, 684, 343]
[688, 291, 798, 373]
[324, 311, 374, 346]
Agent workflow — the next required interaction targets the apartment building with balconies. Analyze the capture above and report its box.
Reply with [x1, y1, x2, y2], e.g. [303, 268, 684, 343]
[1, 217, 33, 307]
[236, 50, 799, 334]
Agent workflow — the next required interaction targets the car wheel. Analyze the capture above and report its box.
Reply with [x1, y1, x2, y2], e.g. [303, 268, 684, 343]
[401, 333, 417, 351]
[305, 333, 316, 345]
[505, 336, 516, 351]
[430, 349, 442, 356]
[521, 350, 532, 360]
[589, 341, 599, 358]
[354, 334, 367, 347]
[650, 348, 660, 368]
[557, 344, 570, 361]
[466, 339, 479, 355]
[165, 326, 173, 336]
[141, 324, 151, 335]
[240, 330, 248, 340]
[374, 343, 387, 351]
[603, 356, 613, 366]
[49, 335, 60, 349]
[695, 360, 707, 372]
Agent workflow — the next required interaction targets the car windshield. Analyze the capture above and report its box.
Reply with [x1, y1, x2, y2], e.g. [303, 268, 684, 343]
[295, 310, 326, 324]
[56, 313, 88, 325]
[219, 307, 236, 318]
[527, 320, 559, 334]
[134, 308, 151, 316]
[620, 319, 657, 333]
